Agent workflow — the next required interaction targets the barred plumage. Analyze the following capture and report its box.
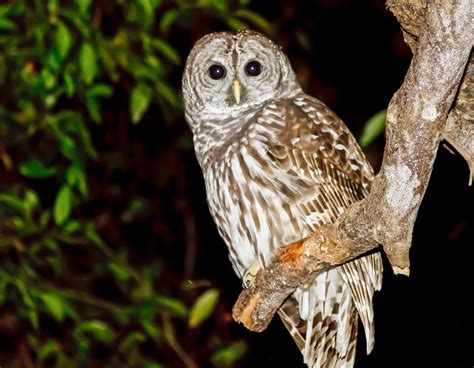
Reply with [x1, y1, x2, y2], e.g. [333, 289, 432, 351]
[183, 30, 382, 367]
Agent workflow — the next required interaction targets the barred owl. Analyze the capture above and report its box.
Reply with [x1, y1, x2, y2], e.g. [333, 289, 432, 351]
[182, 31, 382, 367]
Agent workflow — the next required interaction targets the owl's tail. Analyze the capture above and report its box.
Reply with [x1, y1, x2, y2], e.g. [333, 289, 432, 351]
[278, 253, 382, 367]
[286, 268, 358, 368]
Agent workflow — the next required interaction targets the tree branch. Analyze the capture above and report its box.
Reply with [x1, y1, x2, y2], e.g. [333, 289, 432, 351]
[443, 52, 474, 184]
[233, 0, 473, 332]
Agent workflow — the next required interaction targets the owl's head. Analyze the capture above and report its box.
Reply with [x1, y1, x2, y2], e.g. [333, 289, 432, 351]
[182, 31, 301, 129]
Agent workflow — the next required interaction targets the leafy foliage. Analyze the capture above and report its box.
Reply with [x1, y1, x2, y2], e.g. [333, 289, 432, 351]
[0, 0, 270, 366]
[359, 109, 386, 148]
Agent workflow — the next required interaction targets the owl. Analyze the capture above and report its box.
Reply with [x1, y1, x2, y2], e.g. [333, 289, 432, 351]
[182, 31, 383, 367]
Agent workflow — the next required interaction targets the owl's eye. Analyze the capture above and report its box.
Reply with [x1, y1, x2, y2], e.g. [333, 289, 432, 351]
[245, 61, 262, 77]
[208, 64, 226, 80]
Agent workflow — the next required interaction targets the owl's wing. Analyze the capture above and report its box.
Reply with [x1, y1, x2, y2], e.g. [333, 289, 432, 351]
[252, 95, 383, 365]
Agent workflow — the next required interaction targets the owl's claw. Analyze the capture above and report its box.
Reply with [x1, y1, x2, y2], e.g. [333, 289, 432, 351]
[242, 262, 261, 289]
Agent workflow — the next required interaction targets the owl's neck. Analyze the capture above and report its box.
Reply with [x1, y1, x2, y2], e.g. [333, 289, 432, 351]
[192, 106, 259, 171]
[189, 85, 304, 171]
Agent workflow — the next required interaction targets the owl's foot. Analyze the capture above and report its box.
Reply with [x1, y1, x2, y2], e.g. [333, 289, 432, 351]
[242, 262, 261, 289]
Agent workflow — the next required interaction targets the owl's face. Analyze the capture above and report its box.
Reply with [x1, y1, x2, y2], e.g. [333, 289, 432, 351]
[182, 31, 301, 128]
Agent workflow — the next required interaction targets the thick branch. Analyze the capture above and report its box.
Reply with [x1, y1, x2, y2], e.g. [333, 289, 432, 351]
[388, 1, 474, 181]
[444, 112, 474, 184]
[233, 224, 375, 332]
[443, 52, 474, 184]
[233, 0, 473, 332]
[387, 0, 425, 51]
[350, 0, 472, 273]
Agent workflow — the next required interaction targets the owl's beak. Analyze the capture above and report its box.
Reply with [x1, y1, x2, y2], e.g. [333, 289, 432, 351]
[232, 79, 241, 104]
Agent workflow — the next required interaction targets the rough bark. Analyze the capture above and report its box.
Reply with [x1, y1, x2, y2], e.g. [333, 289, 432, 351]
[388, 0, 474, 183]
[233, 0, 473, 332]
[443, 53, 474, 184]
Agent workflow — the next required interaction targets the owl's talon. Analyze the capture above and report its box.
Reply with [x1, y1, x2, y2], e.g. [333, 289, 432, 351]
[242, 262, 261, 289]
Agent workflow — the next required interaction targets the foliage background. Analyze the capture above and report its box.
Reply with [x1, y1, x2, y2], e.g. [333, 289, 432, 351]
[0, 0, 472, 367]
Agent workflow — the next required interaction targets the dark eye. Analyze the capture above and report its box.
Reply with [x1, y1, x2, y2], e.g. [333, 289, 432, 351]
[208, 64, 226, 80]
[245, 60, 262, 76]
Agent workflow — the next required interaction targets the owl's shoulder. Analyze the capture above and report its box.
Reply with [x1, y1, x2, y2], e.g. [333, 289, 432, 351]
[250, 94, 374, 187]
[254, 95, 348, 139]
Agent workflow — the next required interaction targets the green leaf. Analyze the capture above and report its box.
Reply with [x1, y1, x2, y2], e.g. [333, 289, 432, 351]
[0, 4, 14, 18]
[159, 9, 178, 33]
[79, 43, 98, 85]
[63, 220, 81, 233]
[130, 60, 160, 82]
[225, 17, 247, 31]
[234, 10, 271, 33]
[54, 185, 73, 225]
[108, 262, 132, 283]
[121, 196, 149, 222]
[15, 281, 35, 309]
[77, 320, 116, 342]
[54, 22, 72, 60]
[211, 340, 247, 366]
[66, 164, 88, 197]
[0, 18, 17, 31]
[211, 0, 229, 13]
[40, 293, 67, 321]
[0, 193, 26, 212]
[19, 159, 57, 178]
[136, 300, 157, 321]
[44, 51, 61, 74]
[141, 319, 160, 339]
[38, 340, 60, 362]
[96, 36, 119, 81]
[0, 271, 9, 303]
[86, 83, 113, 98]
[57, 133, 77, 162]
[152, 39, 180, 64]
[137, 0, 154, 27]
[40, 210, 51, 228]
[86, 83, 109, 124]
[145, 55, 164, 77]
[188, 288, 219, 328]
[85, 222, 107, 252]
[295, 31, 312, 51]
[24, 190, 40, 213]
[64, 69, 75, 97]
[28, 310, 39, 330]
[75, 0, 91, 15]
[11, 216, 25, 229]
[130, 84, 152, 124]
[13, 282, 39, 329]
[41, 68, 57, 90]
[150, 0, 163, 8]
[119, 332, 146, 352]
[55, 110, 97, 158]
[156, 295, 187, 318]
[48, 0, 59, 14]
[359, 109, 386, 148]
[143, 363, 163, 368]
[86, 96, 101, 123]
[181, 279, 212, 290]
[156, 80, 178, 107]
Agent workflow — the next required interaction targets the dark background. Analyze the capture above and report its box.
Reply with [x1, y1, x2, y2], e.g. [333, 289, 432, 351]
[0, 0, 472, 367]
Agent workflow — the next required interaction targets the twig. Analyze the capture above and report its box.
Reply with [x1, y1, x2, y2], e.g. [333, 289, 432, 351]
[162, 313, 199, 368]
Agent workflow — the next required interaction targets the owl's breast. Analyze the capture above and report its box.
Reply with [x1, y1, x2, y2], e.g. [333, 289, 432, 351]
[203, 141, 309, 278]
